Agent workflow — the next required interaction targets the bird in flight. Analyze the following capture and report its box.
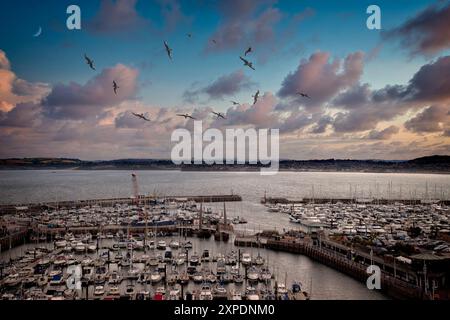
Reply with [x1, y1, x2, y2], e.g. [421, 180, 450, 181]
[187, 33, 192, 38]
[230, 101, 240, 106]
[177, 113, 196, 120]
[113, 81, 119, 95]
[164, 41, 173, 60]
[211, 39, 217, 44]
[212, 111, 226, 119]
[252, 90, 260, 105]
[84, 54, 95, 70]
[132, 112, 151, 122]
[297, 92, 310, 98]
[239, 56, 255, 70]
[244, 47, 252, 56]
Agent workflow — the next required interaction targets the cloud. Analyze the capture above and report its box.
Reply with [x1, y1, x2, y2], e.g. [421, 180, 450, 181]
[215, 92, 280, 129]
[277, 51, 364, 110]
[0, 102, 42, 128]
[366, 125, 400, 140]
[404, 105, 450, 133]
[0, 50, 50, 112]
[383, 3, 450, 56]
[329, 56, 450, 133]
[205, 0, 281, 52]
[42, 64, 139, 119]
[183, 70, 255, 102]
[88, 0, 147, 34]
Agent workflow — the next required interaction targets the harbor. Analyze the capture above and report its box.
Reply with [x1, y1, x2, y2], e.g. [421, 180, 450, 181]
[1, 190, 449, 300]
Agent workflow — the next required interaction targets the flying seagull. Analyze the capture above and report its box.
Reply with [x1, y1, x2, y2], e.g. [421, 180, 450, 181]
[113, 81, 119, 95]
[244, 47, 252, 56]
[252, 90, 260, 105]
[164, 41, 173, 60]
[211, 39, 217, 44]
[177, 113, 196, 120]
[132, 112, 151, 122]
[187, 33, 192, 38]
[230, 101, 240, 106]
[297, 92, 310, 98]
[84, 54, 95, 70]
[212, 111, 226, 119]
[239, 56, 255, 70]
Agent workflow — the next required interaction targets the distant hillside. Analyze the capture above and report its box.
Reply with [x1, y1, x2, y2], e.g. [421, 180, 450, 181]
[0, 155, 448, 173]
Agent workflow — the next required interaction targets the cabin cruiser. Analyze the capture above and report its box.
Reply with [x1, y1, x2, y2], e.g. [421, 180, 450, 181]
[201, 250, 211, 262]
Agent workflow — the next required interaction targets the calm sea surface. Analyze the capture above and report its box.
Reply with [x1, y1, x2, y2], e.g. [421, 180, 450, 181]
[1, 170, 449, 299]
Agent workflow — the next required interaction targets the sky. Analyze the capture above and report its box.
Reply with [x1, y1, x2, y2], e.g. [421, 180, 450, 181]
[0, 0, 449, 160]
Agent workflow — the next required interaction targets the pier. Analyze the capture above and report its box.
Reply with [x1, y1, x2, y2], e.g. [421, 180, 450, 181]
[0, 194, 242, 215]
[261, 197, 449, 205]
[233, 234, 443, 300]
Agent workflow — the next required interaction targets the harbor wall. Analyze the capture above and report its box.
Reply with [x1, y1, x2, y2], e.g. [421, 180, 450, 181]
[234, 237, 425, 300]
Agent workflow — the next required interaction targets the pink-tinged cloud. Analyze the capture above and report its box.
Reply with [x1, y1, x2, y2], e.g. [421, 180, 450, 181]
[277, 51, 364, 110]
[88, 0, 147, 34]
[42, 64, 139, 119]
[0, 50, 50, 111]
[383, 3, 450, 56]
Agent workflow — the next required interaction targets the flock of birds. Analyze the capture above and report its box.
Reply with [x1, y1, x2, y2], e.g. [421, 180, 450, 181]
[83, 34, 310, 123]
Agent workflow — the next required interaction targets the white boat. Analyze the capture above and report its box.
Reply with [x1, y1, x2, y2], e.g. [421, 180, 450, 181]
[157, 240, 166, 250]
[241, 253, 252, 265]
[169, 240, 180, 249]
[150, 271, 162, 284]
[55, 240, 67, 248]
[94, 286, 105, 296]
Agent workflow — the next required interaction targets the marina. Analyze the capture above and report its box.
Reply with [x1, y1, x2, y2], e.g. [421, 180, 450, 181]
[0, 170, 449, 300]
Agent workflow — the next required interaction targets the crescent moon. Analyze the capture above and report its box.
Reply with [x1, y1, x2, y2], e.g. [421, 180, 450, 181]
[33, 27, 42, 37]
